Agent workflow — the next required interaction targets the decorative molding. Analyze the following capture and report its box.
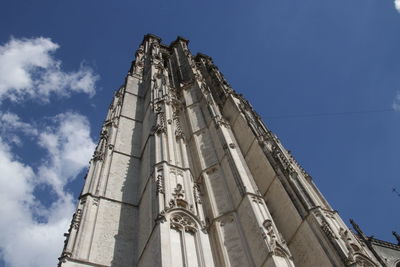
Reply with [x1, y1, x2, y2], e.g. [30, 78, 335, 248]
[170, 212, 197, 233]
[193, 184, 202, 204]
[156, 174, 164, 194]
[72, 209, 82, 230]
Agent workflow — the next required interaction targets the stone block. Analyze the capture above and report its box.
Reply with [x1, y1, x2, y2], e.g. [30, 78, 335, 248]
[105, 152, 140, 205]
[125, 76, 143, 97]
[237, 196, 269, 267]
[193, 130, 218, 170]
[210, 214, 252, 267]
[183, 85, 202, 106]
[220, 157, 243, 207]
[137, 137, 155, 200]
[288, 222, 332, 267]
[207, 123, 225, 161]
[222, 96, 241, 123]
[202, 167, 233, 217]
[186, 104, 206, 133]
[137, 182, 154, 257]
[114, 117, 142, 158]
[264, 178, 302, 243]
[89, 199, 137, 266]
[136, 226, 161, 267]
[139, 105, 154, 154]
[121, 92, 143, 121]
[232, 114, 255, 155]
[245, 140, 276, 195]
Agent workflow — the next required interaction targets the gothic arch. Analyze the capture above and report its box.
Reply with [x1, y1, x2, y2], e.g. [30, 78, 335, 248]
[166, 210, 205, 267]
[353, 253, 378, 267]
[169, 211, 199, 233]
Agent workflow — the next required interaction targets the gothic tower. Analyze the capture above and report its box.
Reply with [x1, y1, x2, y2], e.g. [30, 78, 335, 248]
[58, 34, 382, 267]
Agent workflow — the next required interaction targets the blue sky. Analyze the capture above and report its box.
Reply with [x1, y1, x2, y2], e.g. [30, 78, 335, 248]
[0, 0, 399, 266]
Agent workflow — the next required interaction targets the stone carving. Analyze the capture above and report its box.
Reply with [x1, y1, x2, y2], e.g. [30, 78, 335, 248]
[92, 197, 99, 206]
[194, 72, 205, 83]
[193, 184, 202, 204]
[262, 219, 278, 250]
[251, 195, 263, 204]
[261, 219, 293, 260]
[201, 86, 210, 99]
[153, 105, 166, 134]
[156, 174, 164, 194]
[151, 42, 160, 59]
[214, 115, 230, 129]
[353, 256, 376, 267]
[170, 213, 197, 233]
[153, 71, 163, 90]
[92, 150, 104, 161]
[321, 220, 336, 240]
[173, 183, 185, 199]
[190, 60, 197, 70]
[173, 111, 185, 139]
[79, 197, 87, 205]
[219, 214, 234, 227]
[133, 61, 144, 75]
[340, 228, 356, 263]
[100, 129, 108, 140]
[72, 209, 82, 230]
[314, 209, 337, 240]
[168, 183, 189, 210]
[132, 46, 145, 75]
[135, 45, 144, 62]
[184, 49, 191, 57]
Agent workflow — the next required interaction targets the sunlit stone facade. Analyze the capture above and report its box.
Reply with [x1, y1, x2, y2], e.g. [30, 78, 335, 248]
[58, 34, 384, 267]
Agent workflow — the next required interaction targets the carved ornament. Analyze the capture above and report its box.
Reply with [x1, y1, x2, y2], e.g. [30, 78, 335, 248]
[170, 213, 197, 233]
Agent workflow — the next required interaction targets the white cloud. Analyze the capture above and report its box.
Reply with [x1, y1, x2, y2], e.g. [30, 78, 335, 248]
[395, 0, 400, 12]
[0, 37, 99, 103]
[393, 91, 400, 111]
[0, 112, 95, 267]
[38, 112, 95, 196]
[0, 112, 38, 145]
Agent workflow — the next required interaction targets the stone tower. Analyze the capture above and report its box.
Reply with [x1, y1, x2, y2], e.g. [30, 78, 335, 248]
[58, 34, 382, 267]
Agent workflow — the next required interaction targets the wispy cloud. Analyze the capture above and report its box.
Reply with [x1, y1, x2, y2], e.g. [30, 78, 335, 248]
[0, 112, 38, 145]
[0, 37, 99, 103]
[393, 91, 400, 111]
[0, 112, 95, 267]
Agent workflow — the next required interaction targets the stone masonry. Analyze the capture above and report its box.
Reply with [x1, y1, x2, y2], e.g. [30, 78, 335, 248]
[58, 34, 383, 267]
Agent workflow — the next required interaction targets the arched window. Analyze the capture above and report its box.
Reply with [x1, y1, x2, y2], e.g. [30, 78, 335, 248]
[169, 212, 201, 267]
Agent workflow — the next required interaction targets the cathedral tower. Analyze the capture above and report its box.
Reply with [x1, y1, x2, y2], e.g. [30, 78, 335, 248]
[58, 34, 382, 267]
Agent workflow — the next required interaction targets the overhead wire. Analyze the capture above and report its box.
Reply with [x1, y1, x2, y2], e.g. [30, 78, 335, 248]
[264, 108, 395, 119]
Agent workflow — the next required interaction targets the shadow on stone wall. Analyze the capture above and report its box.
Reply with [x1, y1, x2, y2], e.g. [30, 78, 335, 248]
[111, 80, 144, 267]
